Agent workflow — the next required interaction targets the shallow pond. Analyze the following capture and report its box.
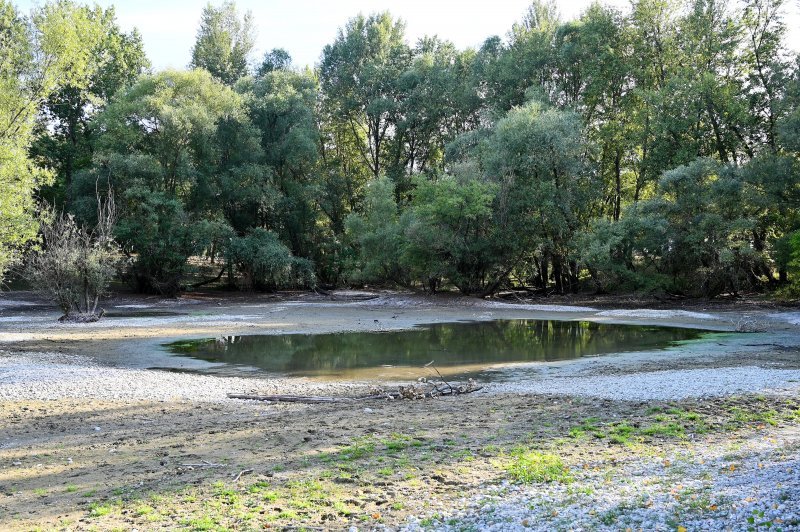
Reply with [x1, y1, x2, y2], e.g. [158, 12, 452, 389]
[164, 319, 707, 380]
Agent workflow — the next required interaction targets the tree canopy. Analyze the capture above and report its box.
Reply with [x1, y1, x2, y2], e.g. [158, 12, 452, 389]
[5, 0, 800, 298]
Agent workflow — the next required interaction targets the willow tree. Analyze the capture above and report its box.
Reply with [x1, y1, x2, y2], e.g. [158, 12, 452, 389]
[85, 69, 250, 293]
[482, 101, 594, 293]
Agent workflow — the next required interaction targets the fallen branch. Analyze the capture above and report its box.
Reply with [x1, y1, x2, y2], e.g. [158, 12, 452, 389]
[190, 267, 227, 289]
[385, 384, 483, 400]
[233, 469, 253, 482]
[227, 394, 352, 403]
[228, 382, 483, 404]
[181, 459, 225, 468]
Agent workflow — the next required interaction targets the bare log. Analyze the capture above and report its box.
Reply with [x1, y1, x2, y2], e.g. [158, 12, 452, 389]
[226, 394, 352, 403]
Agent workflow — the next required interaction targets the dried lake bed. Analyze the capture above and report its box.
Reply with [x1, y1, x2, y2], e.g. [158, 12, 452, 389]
[1, 291, 799, 530]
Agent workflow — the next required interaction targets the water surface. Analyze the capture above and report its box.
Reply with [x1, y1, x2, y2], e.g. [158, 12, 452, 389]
[165, 319, 705, 380]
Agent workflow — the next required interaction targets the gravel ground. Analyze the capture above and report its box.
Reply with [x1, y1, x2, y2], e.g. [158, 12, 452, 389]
[406, 429, 800, 531]
[3, 350, 800, 403]
[494, 367, 800, 400]
[0, 350, 363, 402]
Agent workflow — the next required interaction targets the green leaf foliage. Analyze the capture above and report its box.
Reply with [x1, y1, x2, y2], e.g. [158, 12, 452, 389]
[7, 1, 800, 297]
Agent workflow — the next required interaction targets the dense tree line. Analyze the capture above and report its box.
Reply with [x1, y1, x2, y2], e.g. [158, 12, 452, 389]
[3, 0, 800, 298]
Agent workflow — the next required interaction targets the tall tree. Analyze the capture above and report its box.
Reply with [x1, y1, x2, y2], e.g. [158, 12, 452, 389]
[257, 48, 291, 76]
[0, 0, 104, 279]
[83, 70, 251, 293]
[319, 12, 411, 180]
[31, 5, 149, 208]
[481, 101, 594, 293]
[481, 0, 560, 112]
[395, 37, 481, 179]
[741, 0, 791, 154]
[238, 69, 320, 258]
[553, 4, 635, 220]
[190, 1, 255, 85]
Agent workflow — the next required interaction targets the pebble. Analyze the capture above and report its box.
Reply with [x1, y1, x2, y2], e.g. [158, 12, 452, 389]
[404, 437, 800, 531]
[493, 367, 800, 400]
[0, 350, 363, 402]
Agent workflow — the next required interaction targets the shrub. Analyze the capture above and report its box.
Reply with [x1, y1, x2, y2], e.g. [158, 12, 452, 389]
[24, 193, 120, 321]
[226, 228, 314, 291]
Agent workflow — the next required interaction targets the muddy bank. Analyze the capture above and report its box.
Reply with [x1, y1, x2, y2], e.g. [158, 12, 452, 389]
[0, 289, 798, 386]
[0, 289, 788, 367]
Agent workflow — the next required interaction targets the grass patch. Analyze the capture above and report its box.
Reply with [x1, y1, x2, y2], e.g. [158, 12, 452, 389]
[506, 450, 571, 484]
[134, 504, 155, 516]
[182, 515, 220, 530]
[607, 422, 635, 445]
[321, 435, 376, 462]
[88, 502, 114, 518]
[383, 433, 415, 452]
[568, 417, 603, 440]
[730, 407, 778, 426]
[641, 421, 686, 439]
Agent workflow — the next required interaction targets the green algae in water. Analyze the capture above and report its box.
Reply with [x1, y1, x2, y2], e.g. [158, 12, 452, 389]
[164, 320, 705, 380]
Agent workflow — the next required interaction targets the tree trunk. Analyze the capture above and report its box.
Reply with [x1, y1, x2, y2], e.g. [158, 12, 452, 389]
[553, 257, 564, 294]
[569, 260, 579, 293]
[539, 254, 549, 290]
[613, 149, 622, 221]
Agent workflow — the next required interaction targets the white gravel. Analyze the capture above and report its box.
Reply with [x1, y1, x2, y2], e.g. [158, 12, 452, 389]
[0, 299, 37, 310]
[0, 315, 51, 323]
[3, 352, 799, 404]
[493, 367, 800, 400]
[7, 313, 265, 330]
[0, 351, 357, 402]
[482, 301, 598, 312]
[771, 312, 800, 326]
[596, 309, 717, 320]
[277, 296, 599, 313]
[406, 430, 800, 531]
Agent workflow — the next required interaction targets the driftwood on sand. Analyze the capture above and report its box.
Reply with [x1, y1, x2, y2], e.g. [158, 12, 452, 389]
[228, 376, 483, 404]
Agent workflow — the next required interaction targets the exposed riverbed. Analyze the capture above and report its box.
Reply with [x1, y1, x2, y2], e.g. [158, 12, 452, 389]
[1, 290, 798, 530]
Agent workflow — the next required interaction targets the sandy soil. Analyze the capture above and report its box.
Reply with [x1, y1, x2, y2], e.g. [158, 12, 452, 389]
[0, 290, 799, 530]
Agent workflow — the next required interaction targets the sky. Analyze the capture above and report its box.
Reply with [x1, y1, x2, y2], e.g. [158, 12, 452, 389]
[14, 0, 800, 71]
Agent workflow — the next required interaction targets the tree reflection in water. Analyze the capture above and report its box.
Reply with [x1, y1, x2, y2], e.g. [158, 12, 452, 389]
[166, 320, 704, 380]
